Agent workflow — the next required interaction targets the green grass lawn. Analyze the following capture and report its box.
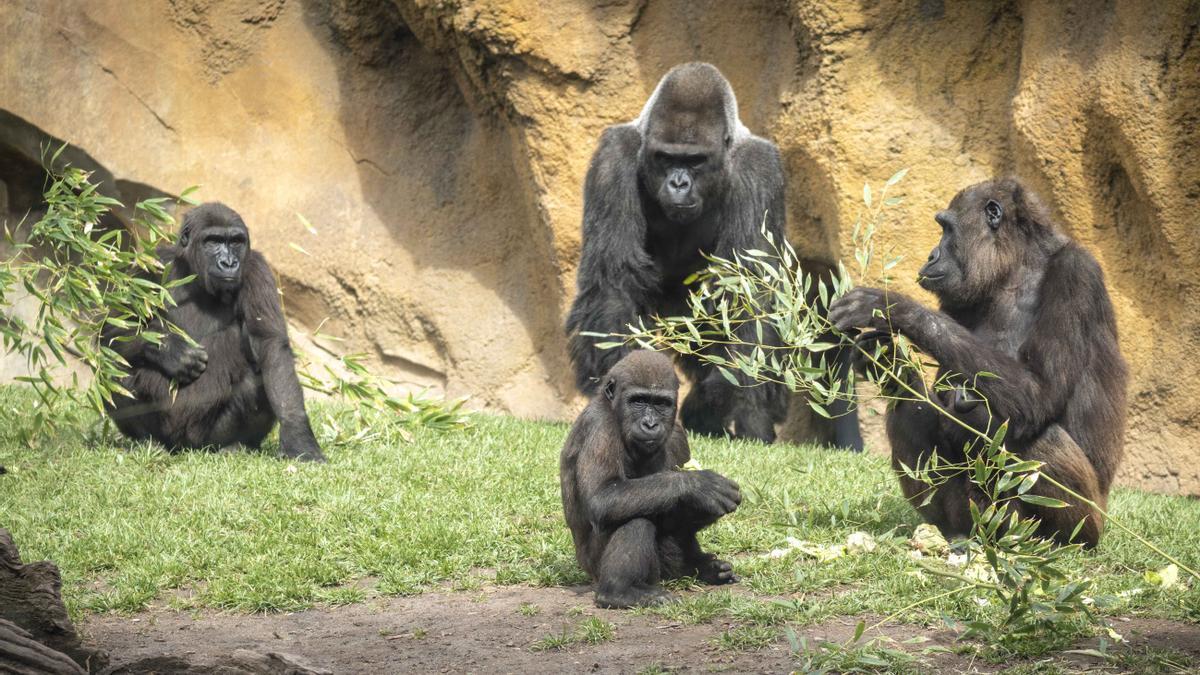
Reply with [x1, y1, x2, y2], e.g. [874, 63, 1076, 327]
[0, 386, 1197, 640]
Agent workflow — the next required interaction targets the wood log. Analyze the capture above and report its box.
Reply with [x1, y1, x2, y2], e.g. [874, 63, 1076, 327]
[0, 530, 107, 672]
[0, 617, 85, 674]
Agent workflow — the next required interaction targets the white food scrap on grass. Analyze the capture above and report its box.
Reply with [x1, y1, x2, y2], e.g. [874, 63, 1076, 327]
[908, 523, 949, 555]
[764, 532, 878, 562]
[1145, 563, 1182, 589]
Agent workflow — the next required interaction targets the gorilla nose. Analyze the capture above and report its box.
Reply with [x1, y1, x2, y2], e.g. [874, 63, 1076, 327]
[668, 171, 691, 191]
[927, 247, 941, 263]
[218, 258, 239, 272]
[641, 418, 660, 432]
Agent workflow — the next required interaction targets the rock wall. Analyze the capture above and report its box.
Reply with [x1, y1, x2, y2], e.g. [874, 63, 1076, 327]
[0, 0, 1196, 493]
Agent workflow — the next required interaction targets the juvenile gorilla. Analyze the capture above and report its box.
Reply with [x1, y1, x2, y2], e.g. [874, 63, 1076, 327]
[560, 350, 741, 608]
[566, 62, 862, 449]
[106, 203, 325, 462]
[831, 178, 1126, 547]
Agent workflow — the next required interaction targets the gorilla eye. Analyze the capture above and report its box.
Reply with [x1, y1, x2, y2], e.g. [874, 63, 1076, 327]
[984, 200, 1003, 229]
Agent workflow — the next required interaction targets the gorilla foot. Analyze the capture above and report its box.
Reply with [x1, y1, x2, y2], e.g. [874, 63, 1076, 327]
[279, 448, 327, 463]
[279, 437, 327, 463]
[594, 583, 676, 609]
[694, 556, 737, 585]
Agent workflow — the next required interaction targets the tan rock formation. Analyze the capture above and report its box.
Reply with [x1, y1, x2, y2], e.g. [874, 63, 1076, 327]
[0, 0, 1196, 493]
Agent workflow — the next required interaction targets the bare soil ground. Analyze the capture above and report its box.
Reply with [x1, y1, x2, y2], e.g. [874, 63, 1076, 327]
[81, 585, 1200, 674]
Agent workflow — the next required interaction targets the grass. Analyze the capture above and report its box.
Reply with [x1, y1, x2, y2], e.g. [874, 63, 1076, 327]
[0, 385, 1198, 649]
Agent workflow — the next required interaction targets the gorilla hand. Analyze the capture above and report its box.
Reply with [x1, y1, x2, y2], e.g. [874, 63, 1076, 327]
[830, 288, 914, 333]
[851, 329, 895, 381]
[943, 382, 983, 414]
[685, 470, 742, 517]
[154, 335, 208, 385]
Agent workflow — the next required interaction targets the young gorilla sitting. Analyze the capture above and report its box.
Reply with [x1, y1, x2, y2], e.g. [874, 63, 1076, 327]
[105, 203, 325, 462]
[560, 350, 741, 608]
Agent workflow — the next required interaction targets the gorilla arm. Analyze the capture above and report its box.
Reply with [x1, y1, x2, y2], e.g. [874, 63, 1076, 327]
[830, 245, 1107, 445]
[570, 408, 739, 532]
[565, 125, 661, 393]
[720, 136, 787, 254]
[705, 136, 787, 364]
[103, 247, 208, 385]
[239, 251, 325, 462]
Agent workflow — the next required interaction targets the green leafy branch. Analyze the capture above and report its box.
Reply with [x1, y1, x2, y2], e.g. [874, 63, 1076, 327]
[295, 322, 469, 445]
[0, 145, 194, 439]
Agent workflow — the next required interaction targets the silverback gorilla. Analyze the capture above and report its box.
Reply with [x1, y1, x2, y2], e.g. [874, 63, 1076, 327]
[560, 350, 740, 608]
[830, 179, 1126, 547]
[566, 62, 862, 449]
[106, 203, 326, 462]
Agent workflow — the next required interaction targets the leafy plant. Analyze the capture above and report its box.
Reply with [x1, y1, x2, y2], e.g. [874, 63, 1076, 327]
[0, 146, 192, 440]
[297, 342, 469, 446]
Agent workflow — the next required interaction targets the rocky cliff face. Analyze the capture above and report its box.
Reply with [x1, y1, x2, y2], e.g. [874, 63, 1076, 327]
[1, 0, 1197, 493]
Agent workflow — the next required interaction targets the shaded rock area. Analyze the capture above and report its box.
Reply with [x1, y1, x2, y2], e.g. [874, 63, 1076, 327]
[0, 529, 105, 673]
[100, 650, 330, 675]
[0, 1, 1197, 492]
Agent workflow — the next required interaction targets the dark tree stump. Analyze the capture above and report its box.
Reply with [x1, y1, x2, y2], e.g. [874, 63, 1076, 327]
[0, 529, 107, 672]
[0, 618, 85, 674]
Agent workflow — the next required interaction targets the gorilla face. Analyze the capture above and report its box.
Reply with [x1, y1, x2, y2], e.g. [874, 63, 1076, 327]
[641, 138, 727, 224]
[919, 181, 1024, 307]
[638, 79, 731, 226]
[602, 352, 679, 455]
[607, 380, 676, 454]
[180, 203, 250, 297]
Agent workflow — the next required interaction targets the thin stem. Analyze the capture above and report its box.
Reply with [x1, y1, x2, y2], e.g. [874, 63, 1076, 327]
[864, 585, 971, 636]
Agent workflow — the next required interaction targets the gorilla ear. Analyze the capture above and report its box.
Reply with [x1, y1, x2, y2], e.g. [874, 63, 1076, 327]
[178, 224, 191, 247]
[984, 199, 1003, 230]
[603, 378, 616, 402]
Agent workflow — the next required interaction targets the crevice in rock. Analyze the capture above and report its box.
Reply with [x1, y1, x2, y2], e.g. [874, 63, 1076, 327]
[55, 29, 178, 135]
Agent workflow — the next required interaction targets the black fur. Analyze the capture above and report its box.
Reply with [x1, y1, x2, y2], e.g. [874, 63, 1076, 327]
[560, 350, 740, 609]
[565, 62, 862, 448]
[831, 178, 1127, 547]
[105, 203, 325, 462]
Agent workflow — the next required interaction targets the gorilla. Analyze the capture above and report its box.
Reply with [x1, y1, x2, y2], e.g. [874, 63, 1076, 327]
[105, 203, 326, 462]
[831, 178, 1126, 547]
[566, 62, 862, 449]
[560, 350, 741, 609]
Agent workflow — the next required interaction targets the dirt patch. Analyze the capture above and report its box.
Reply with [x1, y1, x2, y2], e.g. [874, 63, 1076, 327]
[83, 585, 792, 673]
[81, 585, 1200, 674]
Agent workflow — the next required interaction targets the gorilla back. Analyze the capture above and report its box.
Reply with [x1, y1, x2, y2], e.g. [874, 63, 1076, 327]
[566, 62, 862, 449]
[106, 203, 325, 462]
